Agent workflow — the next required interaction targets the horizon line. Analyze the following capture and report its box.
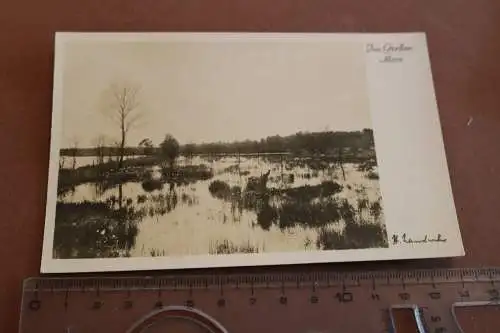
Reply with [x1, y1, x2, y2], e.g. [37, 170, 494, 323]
[60, 128, 373, 150]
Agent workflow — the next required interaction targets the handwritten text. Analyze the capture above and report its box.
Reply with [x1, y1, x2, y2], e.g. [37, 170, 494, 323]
[366, 42, 413, 63]
[392, 233, 447, 245]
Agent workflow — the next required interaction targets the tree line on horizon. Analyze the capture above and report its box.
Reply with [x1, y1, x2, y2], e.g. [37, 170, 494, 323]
[60, 129, 376, 157]
[61, 82, 376, 165]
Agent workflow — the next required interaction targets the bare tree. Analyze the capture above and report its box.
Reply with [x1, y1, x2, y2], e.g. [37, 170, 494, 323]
[69, 137, 79, 170]
[337, 146, 346, 181]
[92, 135, 109, 166]
[59, 156, 66, 169]
[100, 82, 144, 170]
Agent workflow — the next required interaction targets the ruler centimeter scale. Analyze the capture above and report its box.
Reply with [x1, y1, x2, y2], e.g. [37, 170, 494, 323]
[19, 268, 500, 333]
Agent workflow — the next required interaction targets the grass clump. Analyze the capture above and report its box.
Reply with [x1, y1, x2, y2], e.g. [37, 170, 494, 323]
[149, 248, 166, 257]
[163, 165, 213, 185]
[209, 239, 259, 255]
[316, 216, 388, 251]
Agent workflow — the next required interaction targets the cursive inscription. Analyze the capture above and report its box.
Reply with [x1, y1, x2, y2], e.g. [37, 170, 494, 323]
[366, 42, 413, 53]
[366, 43, 382, 53]
[392, 233, 447, 245]
[380, 55, 403, 63]
[366, 42, 413, 63]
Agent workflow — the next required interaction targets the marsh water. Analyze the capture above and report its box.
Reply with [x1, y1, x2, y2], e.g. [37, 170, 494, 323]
[57, 154, 386, 258]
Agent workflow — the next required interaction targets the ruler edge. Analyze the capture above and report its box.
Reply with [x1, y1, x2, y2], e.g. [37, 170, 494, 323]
[18, 267, 500, 333]
[21, 267, 500, 291]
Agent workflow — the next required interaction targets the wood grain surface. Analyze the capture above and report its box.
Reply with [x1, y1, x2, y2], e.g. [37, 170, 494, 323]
[1, 0, 500, 332]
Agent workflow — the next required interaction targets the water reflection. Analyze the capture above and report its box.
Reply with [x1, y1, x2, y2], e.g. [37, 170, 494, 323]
[54, 184, 145, 258]
[54, 180, 200, 258]
[55, 156, 387, 257]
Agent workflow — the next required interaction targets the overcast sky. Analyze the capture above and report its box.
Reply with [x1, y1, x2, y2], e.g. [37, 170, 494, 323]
[59, 37, 372, 148]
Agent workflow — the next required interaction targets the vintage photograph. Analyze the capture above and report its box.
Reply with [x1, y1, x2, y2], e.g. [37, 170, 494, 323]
[49, 34, 389, 261]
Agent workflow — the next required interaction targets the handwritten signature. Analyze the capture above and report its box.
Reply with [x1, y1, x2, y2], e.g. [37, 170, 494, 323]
[392, 233, 447, 245]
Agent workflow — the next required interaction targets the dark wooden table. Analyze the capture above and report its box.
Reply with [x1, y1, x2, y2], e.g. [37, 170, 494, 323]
[1, 1, 500, 332]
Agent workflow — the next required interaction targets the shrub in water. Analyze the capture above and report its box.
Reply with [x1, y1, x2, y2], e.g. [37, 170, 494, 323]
[370, 201, 382, 220]
[209, 180, 231, 200]
[256, 203, 278, 231]
[136, 194, 147, 204]
[141, 179, 164, 192]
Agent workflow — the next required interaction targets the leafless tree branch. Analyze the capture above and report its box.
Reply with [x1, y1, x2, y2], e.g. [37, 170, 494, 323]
[100, 82, 145, 169]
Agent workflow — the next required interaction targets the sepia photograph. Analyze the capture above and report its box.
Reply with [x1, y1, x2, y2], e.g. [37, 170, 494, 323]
[51, 34, 387, 259]
[41, 33, 464, 272]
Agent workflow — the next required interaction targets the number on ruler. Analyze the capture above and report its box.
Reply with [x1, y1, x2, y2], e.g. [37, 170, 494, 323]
[249, 297, 257, 305]
[335, 292, 353, 303]
[459, 289, 470, 298]
[431, 316, 441, 322]
[429, 292, 441, 300]
[310, 295, 319, 304]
